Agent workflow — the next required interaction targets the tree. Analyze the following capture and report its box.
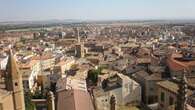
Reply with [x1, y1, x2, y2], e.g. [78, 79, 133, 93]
[25, 92, 36, 110]
[50, 82, 56, 93]
[70, 64, 78, 70]
[20, 36, 26, 44]
[87, 67, 102, 84]
[32, 89, 46, 99]
[87, 69, 98, 84]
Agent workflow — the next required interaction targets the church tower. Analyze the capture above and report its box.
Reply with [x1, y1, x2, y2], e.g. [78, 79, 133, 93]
[77, 27, 80, 43]
[176, 70, 188, 110]
[110, 95, 116, 110]
[5, 50, 25, 110]
[47, 91, 55, 110]
[75, 27, 85, 58]
[75, 44, 84, 58]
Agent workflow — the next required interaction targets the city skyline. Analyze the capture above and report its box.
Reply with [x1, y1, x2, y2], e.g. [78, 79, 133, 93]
[1, 1, 195, 109]
[1, 0, 195, 22]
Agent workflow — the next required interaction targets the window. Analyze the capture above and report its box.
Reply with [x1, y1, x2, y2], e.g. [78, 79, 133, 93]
[15, 82, 18, 86]
[148, 95, 158, 104]
[125, 84, 129, 92]
[0, 103, 2, 110]
[161, 92, 165, 102]
[144, 53, 148, 56]
[148, 96, 154, 104]
[169, 96, 174, 105]
[150, 87, 154, 91]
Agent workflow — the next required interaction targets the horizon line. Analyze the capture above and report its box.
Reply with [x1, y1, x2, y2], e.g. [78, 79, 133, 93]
[1, 18, 195, 24]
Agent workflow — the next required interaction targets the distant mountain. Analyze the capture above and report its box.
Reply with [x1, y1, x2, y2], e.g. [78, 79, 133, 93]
[1, 19, 195, 27]
[0, 19, 83, 25]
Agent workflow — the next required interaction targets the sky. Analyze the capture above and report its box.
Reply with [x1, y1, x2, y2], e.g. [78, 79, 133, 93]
[1, 0, 195, 22]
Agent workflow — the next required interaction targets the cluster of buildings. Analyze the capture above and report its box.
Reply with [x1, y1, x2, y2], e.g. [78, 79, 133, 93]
[0, 22, 195, 110]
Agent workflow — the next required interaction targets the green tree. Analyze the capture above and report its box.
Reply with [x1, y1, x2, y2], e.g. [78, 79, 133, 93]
[87, 67, 102, 84]
[32, 89, 46, 99]
[20, 36, 26, 44]
[25, 92, 36, 110]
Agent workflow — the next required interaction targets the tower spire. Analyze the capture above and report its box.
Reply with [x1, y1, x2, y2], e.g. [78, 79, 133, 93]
[176, 69, 188, 110]
[110, 95, 116, 110]
[5, 49, 20, 90]
[5, 49, 25, 110]
[47, 91, 55, 110]
[77, 27, 80, 43]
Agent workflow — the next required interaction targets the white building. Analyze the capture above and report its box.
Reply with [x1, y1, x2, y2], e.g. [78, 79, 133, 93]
[0, 56, 8, 70]
[19, 60, 40, 92]
[93, 73, 141, 110]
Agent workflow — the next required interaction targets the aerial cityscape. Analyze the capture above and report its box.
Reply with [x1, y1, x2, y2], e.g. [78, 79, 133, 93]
[1, 0, 195, 110]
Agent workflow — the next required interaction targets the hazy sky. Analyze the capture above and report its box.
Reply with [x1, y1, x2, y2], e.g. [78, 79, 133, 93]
[1, 0, 195, 21]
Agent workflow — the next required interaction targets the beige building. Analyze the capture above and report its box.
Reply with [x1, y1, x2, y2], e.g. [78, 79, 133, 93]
[18, 53, 55, 92]
[0, 90, 15, 110]
[157, 80, 179, 110]
[56, 77, 87, 92]
[55, 57, 75, 77]
[157, 80, 193, 110]
[132, 70, 149, 104]
[144, 73, 162, 105]
[31, 54, 55, 71]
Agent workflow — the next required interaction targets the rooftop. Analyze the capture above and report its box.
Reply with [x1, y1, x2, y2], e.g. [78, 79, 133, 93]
[167, 53, 195, 71]
[56, 77, 87, 92]
[157, 80, 193, 95]
[57, 89, 94, 110]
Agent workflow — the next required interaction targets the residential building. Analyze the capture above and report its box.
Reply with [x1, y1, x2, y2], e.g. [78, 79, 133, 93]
[157, 80, 193, 110]
[93, 73, 141, 110]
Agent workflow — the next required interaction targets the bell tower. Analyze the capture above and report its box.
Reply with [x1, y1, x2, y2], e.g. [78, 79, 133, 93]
[176, 70, 188, 110]
[5, 50, 25, 110]
[110, 95, 116, 110]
